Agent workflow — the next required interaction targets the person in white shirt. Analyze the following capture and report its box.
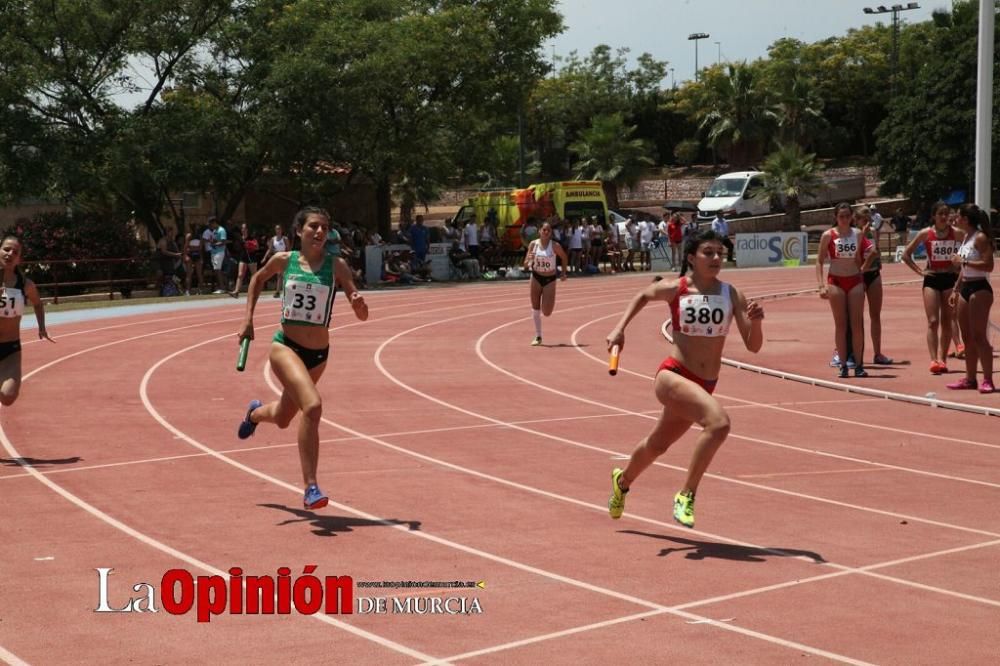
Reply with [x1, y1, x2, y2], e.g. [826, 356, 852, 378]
[639, 219, 655, 270]
[463, 220, 479, 258]
[711, 212, 734, 262]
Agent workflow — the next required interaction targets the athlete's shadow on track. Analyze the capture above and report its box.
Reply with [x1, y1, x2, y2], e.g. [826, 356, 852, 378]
[258, 503, 421, 538]
[0, 456, 83, 467]
[619, 530, 826, 563]
[538, 343, 588, 349]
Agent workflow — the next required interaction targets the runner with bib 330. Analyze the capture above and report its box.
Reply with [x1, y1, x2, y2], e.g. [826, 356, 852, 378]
[523, 220, 569, 346]
[236, 207, 368, 510]
[605, 229, 764, 529]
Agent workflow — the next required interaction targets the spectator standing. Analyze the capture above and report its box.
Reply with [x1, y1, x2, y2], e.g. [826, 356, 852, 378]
[262, 225, 291, 298]
[183, 225, 205, 295]
[207, 217, 228, 294]
[230, 223, 258, 297]
[463, 218, 480, 259]
[711, 211, 734, 263]
[891, 207, 910, 249]
[156, 226, 183, 296]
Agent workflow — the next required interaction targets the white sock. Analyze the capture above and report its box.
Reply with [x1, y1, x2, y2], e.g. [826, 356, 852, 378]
[532, 309, 542, 337]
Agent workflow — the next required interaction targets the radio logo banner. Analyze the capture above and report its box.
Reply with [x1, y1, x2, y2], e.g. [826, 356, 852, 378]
[734, 232, 808, 268]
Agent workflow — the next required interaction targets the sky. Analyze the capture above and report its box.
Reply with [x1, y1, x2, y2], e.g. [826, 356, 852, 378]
[547, 0, 949, 85]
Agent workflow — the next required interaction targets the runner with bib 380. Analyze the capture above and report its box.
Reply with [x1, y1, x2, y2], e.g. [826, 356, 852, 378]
[605, 229, 764, 529]
[236, 207, 368, 510]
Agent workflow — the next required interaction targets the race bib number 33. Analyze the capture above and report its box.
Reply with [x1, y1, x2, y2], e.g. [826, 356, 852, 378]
[678, 294, 730, 337]
[282, 280, 331, 324]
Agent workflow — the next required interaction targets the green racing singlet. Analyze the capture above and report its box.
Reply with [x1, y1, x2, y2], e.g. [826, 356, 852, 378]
[280, 251, 336, 327]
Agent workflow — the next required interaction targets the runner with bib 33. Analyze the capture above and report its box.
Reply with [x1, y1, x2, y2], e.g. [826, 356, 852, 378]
[605, 229, 764, 529]
[236, 207, 367, 510]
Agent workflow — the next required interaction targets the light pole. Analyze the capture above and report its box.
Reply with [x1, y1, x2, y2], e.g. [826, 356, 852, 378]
[863, 3, 920, 98]
[670, 67, 675, 89]
[714, 41, 721, 65]
[688, 32, 709, 81]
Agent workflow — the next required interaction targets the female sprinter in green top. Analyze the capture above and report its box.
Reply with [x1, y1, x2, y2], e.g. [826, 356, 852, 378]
[236, 208, 368, 509]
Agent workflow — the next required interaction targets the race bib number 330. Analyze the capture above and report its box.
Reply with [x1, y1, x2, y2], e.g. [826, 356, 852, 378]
[282, 280, 331, 324]
[678, 294, 730, 337]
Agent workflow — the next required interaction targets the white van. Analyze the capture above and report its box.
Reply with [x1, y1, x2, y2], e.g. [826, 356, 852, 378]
[696, 171, 866, 221]
[696, 171, 769, 221]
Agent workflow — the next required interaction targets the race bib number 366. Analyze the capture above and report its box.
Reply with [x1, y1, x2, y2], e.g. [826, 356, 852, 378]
[282, 280, 331, 324]
[678, 294, 730, 337]
[834, 238, 858, 258]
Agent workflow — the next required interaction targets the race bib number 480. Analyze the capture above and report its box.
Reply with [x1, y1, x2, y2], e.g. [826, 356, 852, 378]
[678, 294, 730, 337]
[282, 280, 331, 324]
[929, 240, 957, 259]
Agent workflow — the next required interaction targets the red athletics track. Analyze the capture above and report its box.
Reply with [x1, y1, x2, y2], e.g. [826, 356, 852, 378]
[1, 263, 998, 664]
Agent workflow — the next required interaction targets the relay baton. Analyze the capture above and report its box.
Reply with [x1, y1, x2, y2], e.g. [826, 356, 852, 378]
[237, 337, 251, 372]
[608, 344, 620, 376]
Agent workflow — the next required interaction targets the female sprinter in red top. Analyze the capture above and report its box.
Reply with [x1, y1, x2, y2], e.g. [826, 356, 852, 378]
[0, 235, 55, 407]
[817, 202, 873, 378]
[524, 220, 568, 346]
[902, 202, 964, 374]
[236, 208, 368, 509]
[606, 230, 763, 529]
[947, 203, 994, 393]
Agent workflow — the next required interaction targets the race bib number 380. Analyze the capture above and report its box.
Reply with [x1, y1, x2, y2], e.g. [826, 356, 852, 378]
[282, 280, 331, 324]
[678, 294, 730, 337]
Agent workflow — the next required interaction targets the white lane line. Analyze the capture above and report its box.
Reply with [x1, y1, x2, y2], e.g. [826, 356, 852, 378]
[427, 306, 1000, 535]
[737, 468, 894, 480]
[424, 609, 670, 664]
[568, 313, 1000, 487]
[0, 645, 30, 666]
[0, 412, 637, 482]
[7, 305, 524, 664]
[425, 536, 1000, 664]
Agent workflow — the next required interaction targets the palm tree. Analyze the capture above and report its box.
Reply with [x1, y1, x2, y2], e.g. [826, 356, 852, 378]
[770, 75, 827, 150]
[698, 63, 773, 168]
[569, 113, 655, 211]
[755, 143, 822, 231]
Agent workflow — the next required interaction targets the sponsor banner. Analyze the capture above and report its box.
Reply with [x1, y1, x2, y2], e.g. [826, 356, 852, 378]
[735, 232, 807, 268]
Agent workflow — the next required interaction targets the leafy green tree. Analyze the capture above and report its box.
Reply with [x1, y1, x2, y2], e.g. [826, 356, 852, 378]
[475, 136, 541, 188]
[569, 113, 655, 210]
[526, 45, 670, 177]
[756, 143, 822, 231]
[0, 0, 238, 237]
[259, 0, 562, 236]
[697, 62, 774, 168]
[875, 1, 1000, 202]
